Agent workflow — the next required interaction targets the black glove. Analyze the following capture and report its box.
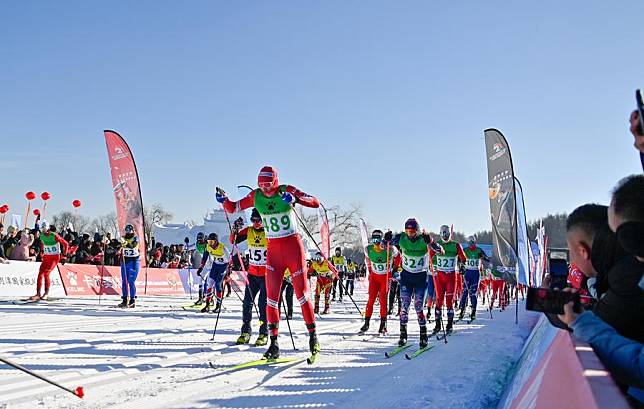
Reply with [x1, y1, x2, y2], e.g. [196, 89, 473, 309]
[196, 267, 203, 277]
[384, 231, 393, 242]
[421, 233, 433, 244]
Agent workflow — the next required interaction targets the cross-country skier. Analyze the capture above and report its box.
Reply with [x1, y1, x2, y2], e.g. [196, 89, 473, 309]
[231, 209, 268, 346]
[192, 232, 207, 306]
[196, 233, 231, 313]
[217, 166, 321, 360]
[30, 221, 68, 301]
[431, 225, 466, 335]
[346, 258, 358, 296]
[331, 247, 347, 302]
[309, 252, 338, 314]
[391, 219, 443, 349]
[118, 224, 141, 308]
[457, 236, 490, 321]
[279, 269, 294, 319]
[489, 266, 507, 311]
[360, 230, 399, 335]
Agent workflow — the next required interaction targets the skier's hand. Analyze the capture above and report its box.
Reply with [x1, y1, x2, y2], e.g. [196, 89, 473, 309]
[421, 232, 433, 244]
[215, 188, 227, 204]
[281, 191, 295, 204]
[384, 231, 393, 242]
[392, 271, 400, 281]
[630, 110, 644, 154]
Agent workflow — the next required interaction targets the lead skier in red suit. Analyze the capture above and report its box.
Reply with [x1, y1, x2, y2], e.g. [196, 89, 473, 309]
[217, 166, 321, 361]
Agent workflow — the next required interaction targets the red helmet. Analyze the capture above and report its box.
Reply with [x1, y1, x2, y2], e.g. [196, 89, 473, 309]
[258, 166, 279, 193]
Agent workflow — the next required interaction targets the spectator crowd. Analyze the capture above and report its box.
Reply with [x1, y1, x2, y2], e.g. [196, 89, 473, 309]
[546, 106, 644, 406]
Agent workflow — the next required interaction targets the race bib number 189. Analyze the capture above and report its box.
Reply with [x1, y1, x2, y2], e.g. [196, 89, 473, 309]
[263, 211, 297, 239]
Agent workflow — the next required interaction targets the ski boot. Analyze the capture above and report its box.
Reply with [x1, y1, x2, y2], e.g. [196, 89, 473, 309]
[287, 310, 293, 320]
[309, 331, 321, 355]
[458, 308, 465, 321]
[431, 318, 442, 336]
[29, 293, 42, 301]
[419, 325, 428, 349]
[212, 299, 222, 314]
[117, 297, 128, 308]
[40, 292, 50, 301]
[254, 333, 268, 347]
[470, 311, 476, 322]
[398, 324, 407, 347]
[387, 306, 393, 316]
[263, 336, 280, 360]
[446, 316, 454, 335]
[359, 317, 370, 334]
[236, 332, 251, 345]
[378, 319, 387, 335]
[128, 298, 136, 308]
[200, 299, 211, 313]
[314, 303, 319, 314]
[193, 293, 204, 306]
[322, 305, 330, 315]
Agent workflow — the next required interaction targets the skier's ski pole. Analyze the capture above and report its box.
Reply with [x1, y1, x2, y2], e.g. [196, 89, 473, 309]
[0, 356, 84, 399]
[210, 293, 225, 341]
[216, 190, 261, 321]
[292, 209, 363, 317]
[282, 295, 297, 351]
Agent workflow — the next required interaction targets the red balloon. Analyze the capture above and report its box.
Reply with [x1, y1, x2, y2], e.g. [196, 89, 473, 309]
[33, 209, 40, 216]
[72, 200, 82, 208]
[25, 191, 36, 201]
[41, 192, 51, 201]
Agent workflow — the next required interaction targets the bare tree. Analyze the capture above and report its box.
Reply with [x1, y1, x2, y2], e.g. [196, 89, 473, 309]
[296, 203, 365, 262]
[51, 211, 90, 233]
[143, 203, 174, 242]
[90, 212, 118, 237]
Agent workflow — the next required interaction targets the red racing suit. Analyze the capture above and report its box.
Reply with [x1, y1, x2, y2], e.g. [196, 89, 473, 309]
[38, 232, 69, 295]
[223, 186, 319, 337]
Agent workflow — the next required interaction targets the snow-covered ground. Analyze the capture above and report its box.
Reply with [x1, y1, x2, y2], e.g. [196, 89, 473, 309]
[0, 280, 537, 409]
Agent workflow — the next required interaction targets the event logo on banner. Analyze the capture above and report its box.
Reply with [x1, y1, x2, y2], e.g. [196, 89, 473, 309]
[0, 261, 66, 297]
[58, 264, 185, 296]
[485, 129, 518, 282]
[104, 130, 147, 267]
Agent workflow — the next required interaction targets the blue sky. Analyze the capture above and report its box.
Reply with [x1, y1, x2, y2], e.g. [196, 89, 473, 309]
[1, 1, 642, 234]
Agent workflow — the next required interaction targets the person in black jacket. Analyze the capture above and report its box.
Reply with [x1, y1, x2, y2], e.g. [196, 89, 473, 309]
[566, 203, 644, 342]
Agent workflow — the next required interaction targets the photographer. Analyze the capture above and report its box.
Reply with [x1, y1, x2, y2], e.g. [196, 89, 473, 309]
[565, 204, 643, 342]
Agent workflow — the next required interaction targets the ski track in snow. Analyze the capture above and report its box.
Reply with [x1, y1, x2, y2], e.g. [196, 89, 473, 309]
[0, 283, 538, 409]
